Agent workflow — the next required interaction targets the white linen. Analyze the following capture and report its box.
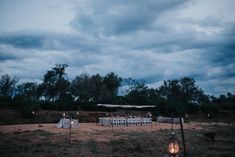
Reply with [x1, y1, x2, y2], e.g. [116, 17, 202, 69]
[57, 118, 79, 128]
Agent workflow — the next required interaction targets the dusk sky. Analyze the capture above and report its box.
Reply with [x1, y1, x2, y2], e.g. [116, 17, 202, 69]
[0, 0, 234, 96]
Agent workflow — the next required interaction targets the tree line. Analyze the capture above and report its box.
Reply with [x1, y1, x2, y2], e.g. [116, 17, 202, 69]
[0, 64, 234, 117]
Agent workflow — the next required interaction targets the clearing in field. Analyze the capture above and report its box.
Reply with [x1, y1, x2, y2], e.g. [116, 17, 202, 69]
[0, 122, 234, 157]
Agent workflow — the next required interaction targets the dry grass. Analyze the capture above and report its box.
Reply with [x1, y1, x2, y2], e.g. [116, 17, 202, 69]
[0, 123, 235, 157]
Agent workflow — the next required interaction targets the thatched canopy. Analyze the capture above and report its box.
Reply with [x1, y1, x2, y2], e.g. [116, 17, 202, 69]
[97, 104, 156, 109]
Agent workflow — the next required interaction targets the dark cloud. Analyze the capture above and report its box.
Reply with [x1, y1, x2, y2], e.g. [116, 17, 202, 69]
[0, 33, 44, 49]
[71, 0, 189, 36]
[0, 52, 17, 61]
[0, 31, 101, 52]
[0, 0, 235, 96]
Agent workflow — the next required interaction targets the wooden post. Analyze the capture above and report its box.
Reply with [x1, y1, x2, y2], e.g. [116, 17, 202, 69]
[180, 116, 187, 157]
[70, 116, 72, 145]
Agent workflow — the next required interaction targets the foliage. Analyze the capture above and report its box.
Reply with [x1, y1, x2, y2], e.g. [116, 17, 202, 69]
[0, 64, 234, 115]
[39, 64, 70, 102]
[0, 74, 18, 97]
[12, 95, 39, 118]
[70, 72, 122, 110]
[16, 82, 38, 101]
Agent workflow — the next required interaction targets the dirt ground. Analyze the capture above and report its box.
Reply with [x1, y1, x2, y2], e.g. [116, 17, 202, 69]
[0, 122, 234, 157]
[0, 122, 225, 141]
[0, 122, 203, 133]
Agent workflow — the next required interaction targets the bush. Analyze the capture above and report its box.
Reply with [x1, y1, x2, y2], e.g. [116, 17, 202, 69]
[0, 96, 12, 106]
[200, 103, 219, 118]
[19, 100, 39, 118]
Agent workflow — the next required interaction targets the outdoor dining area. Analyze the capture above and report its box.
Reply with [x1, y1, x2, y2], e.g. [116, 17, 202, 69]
[96, 104, 156, 127]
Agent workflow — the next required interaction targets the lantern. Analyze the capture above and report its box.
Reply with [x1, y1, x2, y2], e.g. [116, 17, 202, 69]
[76, 111, 79, 115]
[62, 113, 66, 117]
[32, 111, 35, 115]
[168, 132, 179, 156]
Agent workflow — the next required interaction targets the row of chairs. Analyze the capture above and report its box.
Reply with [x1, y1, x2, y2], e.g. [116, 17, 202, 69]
[111, 118, 152, 126]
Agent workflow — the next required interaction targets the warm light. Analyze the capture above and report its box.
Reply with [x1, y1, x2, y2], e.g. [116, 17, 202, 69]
[168, 132, 179, 156]
[76, 111, 79, 115]
[71, 121, 74, 124]
[168, 141, 179, 155]
[63, 113, 66, 117]
[32, 111, 35, 115]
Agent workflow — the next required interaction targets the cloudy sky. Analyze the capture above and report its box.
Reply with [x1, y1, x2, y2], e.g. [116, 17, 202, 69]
[0, 0, 234, 96]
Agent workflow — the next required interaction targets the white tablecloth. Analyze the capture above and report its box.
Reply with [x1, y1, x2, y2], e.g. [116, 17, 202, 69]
[57, 118, 79, 128]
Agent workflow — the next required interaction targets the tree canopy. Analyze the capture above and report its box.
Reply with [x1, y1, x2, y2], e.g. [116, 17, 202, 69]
[0, 64, 234, 115]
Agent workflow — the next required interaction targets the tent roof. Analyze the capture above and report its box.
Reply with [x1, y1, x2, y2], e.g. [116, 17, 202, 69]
[97, 104, 156, 109]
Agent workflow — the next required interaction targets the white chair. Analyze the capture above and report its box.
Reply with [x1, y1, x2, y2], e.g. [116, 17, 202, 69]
[98, 117, 103, 125]
[111, 118, 118, 127]
[118, 118, 123, 126]
[136, 118, 141, 126]
[142, 118, 147, 125]
[127, 118, 132, 126]
[129, 118, 136, 126]
[146, 118, 152, 125]
[121, 118, 127, 126]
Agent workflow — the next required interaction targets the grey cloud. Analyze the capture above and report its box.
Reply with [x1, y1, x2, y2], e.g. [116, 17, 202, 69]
[0, 31, 101, 52]
[71, 0, 189, 36]
[0, 33, 44, 49]
[195, 23, 235, 69]
[0, 0, 235, 96]
[0, 52, 17, 61]
[0, 44, 32, 62]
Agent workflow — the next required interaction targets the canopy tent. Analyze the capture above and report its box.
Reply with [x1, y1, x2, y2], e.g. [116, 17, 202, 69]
[97, 104, 156, 109]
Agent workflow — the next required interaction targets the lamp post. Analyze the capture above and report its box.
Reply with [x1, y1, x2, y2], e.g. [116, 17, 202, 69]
[180, 116, 187, 157]
[69, 116, 74, 145]
[76, 111, 79, 120]
[168, 132, 179, 157]
[32, 111, 35, 124]
[167, 115, 187, 157]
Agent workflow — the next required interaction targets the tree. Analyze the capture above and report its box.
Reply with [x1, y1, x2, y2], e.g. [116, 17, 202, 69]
[16, 82, 38, 101]
[211, 93, 235, 110]
[101, 72, 122, 103]
[122, 78, 142, 95]
[39, 64, 70, 102]
[0, 74, 18, 97]
[103, 72, 122, 95]
[71, 72, 122, 105]
[158, 77, 206, 114]
[70, 73, 90, 104]
[126, 80, 148, 104]
[89, 74, 103, 103]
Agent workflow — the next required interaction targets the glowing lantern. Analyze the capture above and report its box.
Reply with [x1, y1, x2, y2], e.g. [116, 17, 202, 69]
[168, 132, 179, 156]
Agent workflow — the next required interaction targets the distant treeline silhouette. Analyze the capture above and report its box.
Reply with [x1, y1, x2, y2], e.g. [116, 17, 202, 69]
[0, 64, 234, 117]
